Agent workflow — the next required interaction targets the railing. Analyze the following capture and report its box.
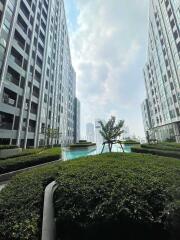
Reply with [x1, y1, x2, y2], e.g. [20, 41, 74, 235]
[0, 122, 13, 130]
[14, 39, 25, 50]
[17, 20, 27, 34]
[10, 55, 22, 67]
[3, 96, 16, 106]
[6, 74, 19, 86]
[28, 126, 35, 132]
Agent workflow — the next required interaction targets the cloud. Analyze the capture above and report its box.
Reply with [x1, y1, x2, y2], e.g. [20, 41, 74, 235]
[65, 0, 149, 138]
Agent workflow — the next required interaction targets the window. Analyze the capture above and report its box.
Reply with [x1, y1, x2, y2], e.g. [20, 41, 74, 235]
[6, 66, 20, 86]
[17, 14, 27, 33]
[44, 93, 47, 103]
[0, 111, 13, 130]
[3, 87, 17, 106]
[20, 0, 30, 20]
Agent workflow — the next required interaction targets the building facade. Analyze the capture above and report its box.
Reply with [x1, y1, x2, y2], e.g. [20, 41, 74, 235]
[0, 0, 78, 147]
[74, 97, 80, 143]
[142, 0, 180, 142]
[95, 119, 104, 145]
[86, 122, 95, 143]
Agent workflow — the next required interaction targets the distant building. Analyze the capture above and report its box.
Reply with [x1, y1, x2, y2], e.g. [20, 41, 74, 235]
[95, 119, 104, 145]
[142, 0, 180, 142]
[122, 125, 130, 140]
[74, 98, 80, 143]
[86, 123, 95, 142]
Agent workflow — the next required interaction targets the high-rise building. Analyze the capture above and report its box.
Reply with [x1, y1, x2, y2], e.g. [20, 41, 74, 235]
[95, 119, 104, 145]
[142, 0, 180, 142]
[74, 97, 80, 143]
[0, 0, 79, 147]
[86, 122, 95, 143]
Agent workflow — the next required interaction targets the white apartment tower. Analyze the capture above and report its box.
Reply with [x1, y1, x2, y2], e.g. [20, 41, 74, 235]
[0, 0, 80, 147]
[142, 0, 180, 142]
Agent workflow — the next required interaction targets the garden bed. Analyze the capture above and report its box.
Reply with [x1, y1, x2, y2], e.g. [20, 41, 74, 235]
[132, 144, 180, 159]
[69, 140, 96, 148]
[54, 153, 180, 240]
[0, 147, 61, 174]
[0, 148, 22, 159]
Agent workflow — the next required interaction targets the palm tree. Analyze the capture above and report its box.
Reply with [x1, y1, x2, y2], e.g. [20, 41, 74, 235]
[99, 116, 124, 153]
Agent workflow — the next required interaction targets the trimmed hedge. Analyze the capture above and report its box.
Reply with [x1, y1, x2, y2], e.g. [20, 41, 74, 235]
[55, 153, 180, 240]
[122, 140, 140, 145]
[69, 143, 96, 148]
[132, 146, 180, 159]
[141, 144, 180, 152]
[0, 164, 59, 240]
[1, 153, 180, 240]
[0, 147, 61, 174]
[162, 142, 180, 148]
[0, 145, 18, 150]
[0, 148, 43, 160]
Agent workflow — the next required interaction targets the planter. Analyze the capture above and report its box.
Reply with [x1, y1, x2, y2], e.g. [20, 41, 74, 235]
[0, 148, 22, 159]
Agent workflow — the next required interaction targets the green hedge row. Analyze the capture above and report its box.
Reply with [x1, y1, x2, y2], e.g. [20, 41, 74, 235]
[69, 143, 96, 148]
[131, 146, 180, 159]
[0, 148, 44, 160]
[55, 153, 180, 240]
[0, 145, 18, 150]
[0, 147, 61, 174]
[141, 144, 180, 152]
[0, 164, 59, 240]
[122, 140, 140, 145]
[161, 142, 180, 148]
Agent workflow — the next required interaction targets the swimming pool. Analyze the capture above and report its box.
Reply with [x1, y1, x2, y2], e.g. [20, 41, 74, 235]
[62, 144, 132, 160]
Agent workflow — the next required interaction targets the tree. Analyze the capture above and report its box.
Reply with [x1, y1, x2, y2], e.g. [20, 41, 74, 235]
[99, 116, 124, 153]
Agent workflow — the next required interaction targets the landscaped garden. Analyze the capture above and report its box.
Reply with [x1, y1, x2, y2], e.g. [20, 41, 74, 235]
[132, 142, 180, 159]
[0, 152, 180, 240]
[0, 147, 61, 174]
[69, 140, 96, 148]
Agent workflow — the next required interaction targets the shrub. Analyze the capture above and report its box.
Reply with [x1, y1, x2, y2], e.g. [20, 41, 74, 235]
[0, 148, 43, 160]
[69, 143, 96, 148]
[0, 164, 59, 240]
[55, 153, 180, 240]
[141, 144, 180, 152]
[1, 153, 180, 240]
[0, 145, 18, 150]
[0, 147, 61, 174]
[122, 140, 140, 145]
[131, 146, 180, 159]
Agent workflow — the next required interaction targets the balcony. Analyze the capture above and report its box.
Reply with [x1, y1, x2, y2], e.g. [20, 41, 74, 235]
[0, 111, 13, 130]
[32, 86, 40, 98]
[10, 47, 23, 67]
[17, 14, 27, 34]
[30, 102, 38, 115]
[6, 66, 20, 86]
[14, 30, 25, 50]
[2, 88, 17, 107]
[28, 119, 36, 132]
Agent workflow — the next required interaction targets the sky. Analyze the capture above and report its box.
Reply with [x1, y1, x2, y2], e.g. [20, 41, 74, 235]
[64, 0, 149, 139]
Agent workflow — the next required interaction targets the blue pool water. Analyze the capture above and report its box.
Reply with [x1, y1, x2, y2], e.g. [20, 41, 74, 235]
[62, 144, 132, 160]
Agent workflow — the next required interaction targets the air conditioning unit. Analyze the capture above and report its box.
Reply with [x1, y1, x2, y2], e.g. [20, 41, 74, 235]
[8, 98, 15, 105]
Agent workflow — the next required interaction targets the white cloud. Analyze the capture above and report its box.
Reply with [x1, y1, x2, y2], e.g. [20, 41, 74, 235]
[66, 0, 149, 138]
